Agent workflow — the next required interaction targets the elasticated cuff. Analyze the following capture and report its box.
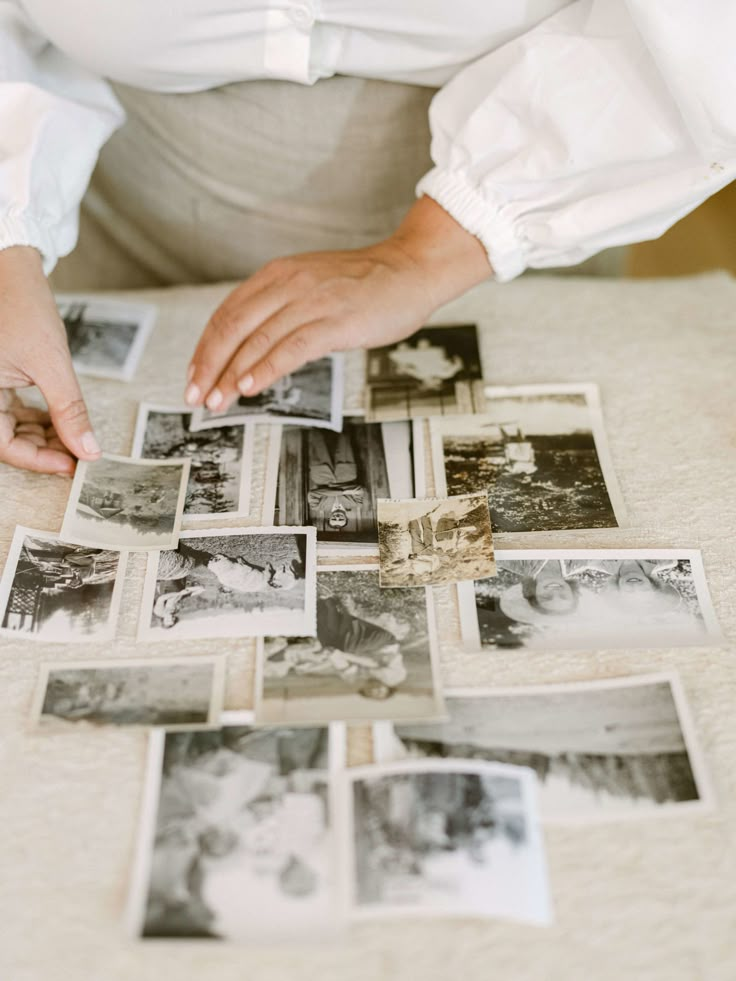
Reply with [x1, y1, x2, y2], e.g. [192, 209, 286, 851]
[0, 213, 57, 274]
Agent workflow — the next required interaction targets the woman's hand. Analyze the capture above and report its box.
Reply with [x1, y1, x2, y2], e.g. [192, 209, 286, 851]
[185, 197, 492, 412]
[0, 246, 101, 474]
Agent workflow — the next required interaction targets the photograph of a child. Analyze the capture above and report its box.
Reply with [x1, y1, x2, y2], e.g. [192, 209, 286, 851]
[56, 294, 155, 380]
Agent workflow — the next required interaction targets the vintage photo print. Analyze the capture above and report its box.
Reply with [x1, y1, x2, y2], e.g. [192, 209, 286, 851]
[377, 493, 495, 588]
[60, 453, 190, 551]
[0, 526, 126, 643]
[189, 354, 344, 433]
[265, 413, 424, 551]
[254, 565, 445, 726]
[365, 324, 486, 423]
[430, 383, 625, 533]
[458, 549, 721, 651]
[343, 759, 551, 924]
[139, 527, 317, 641]
[128, 720, 344, 941]
[132, 403, 252, 519]
[31, 656, 225, 730]
[56, 293, 155, 381]
[374, 673, 714, 823]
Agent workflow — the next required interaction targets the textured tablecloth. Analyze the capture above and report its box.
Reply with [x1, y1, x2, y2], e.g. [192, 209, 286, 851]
[1, 273, 734, 981]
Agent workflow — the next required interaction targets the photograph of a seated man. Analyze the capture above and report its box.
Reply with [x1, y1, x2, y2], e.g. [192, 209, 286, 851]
[306, 431, 365, 534]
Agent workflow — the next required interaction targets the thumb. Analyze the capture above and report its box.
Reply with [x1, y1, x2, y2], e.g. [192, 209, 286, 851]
[37, 355, 101, 461]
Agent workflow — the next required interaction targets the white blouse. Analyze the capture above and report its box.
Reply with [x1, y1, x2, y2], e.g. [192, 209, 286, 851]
[1, 0, 734, 280]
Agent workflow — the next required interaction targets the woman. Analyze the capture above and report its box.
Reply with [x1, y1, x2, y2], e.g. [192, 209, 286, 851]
[1, 1, 733, 474]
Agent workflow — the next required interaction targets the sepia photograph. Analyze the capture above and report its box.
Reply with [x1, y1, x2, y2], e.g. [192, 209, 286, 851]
[255, 565, 445, 725]
[430, 383, 625, 533]
[128, 720, 342, 941]
[139, 526, 317, 640]
[60, 453, 190, 551]
[344, 759, 550, 924]
[457, 549, 722, 651]
[56, 293, 156, 381]
[266, 413, 422, 551]
[132, 403, 252, 519]
[32, 657, 225, 729]
[377, 493, 495, 588]
[189, 354, 343, 432]
[365, 324, 486, 423]
[373, 673, 713, 822]
[0, 526, 126, 643]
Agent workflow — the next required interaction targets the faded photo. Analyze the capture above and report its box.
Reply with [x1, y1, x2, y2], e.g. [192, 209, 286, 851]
[0, 527, 125, 642]
[57, 295, 154, 380]
[376, 675, 712, 821]
[256, 567, 444, 725]
[431, 384, 624, 533]
[377, 493, 495, 587]
[132, 724, 339, 941]
[139, 528, 316, 640]
[271, 416, 416, 548]
[365, 325, 486, 422]
[133, 404, 251, 517]
[459, 551, 721, 651]
[347, 761, 550, 923]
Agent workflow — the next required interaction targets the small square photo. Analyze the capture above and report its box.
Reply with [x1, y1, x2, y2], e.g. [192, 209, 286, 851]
[56, 294, 155, 381]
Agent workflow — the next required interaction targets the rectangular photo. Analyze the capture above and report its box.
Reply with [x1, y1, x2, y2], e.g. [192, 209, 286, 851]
[344, 759, 551, 924]
[0, 526, 126, 643]
[31, 656, 224, 730]
[56, 293, 156, 381]
[365, 324, 486, 423]
[377, 493, 495, 588]
[131, 403, 252, 519]
[457, 549, 722, 651]
[373, 673, 714, 823]
[128, 720, 343, 941]
[254, 565, 445, 726]
[265, 413, 423, 551]
[189, 354, 343, 433]
[430, 383, 625, 533]
[138, 526, 317, 641]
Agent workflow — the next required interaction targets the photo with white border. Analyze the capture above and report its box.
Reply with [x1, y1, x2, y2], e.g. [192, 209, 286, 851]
[56, 293, 156, 381]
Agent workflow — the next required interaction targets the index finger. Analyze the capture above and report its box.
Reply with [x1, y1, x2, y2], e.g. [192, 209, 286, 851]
[0, 412, 75, 475]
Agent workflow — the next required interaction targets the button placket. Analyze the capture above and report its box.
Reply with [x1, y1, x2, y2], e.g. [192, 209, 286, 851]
[289, 1, 315, 29]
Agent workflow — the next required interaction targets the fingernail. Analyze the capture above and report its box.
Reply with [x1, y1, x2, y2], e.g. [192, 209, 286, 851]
[238, 374, 254, 395]
[81, 431, 101, 456]
[186, 364, 195, 383]
[185, 383, 200, 406]
[206, 388, 223, 410]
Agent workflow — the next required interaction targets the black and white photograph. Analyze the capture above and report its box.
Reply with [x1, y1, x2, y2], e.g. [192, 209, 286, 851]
[373, 673, 713, 822]
[56, 293, 156, 381]
[458, 549, 722, 651]
[344, 759, 550, 924]
[128, 718, 343, 941]
[430, 383, 625, 533]
[60, 453, 190, 551]
[132, 403, 252, 519]
[0, 526, 126, 643]
[189, 354, 344, 432]
[266, 413, 422, 551]
[255, 565, 444, 725]
[31, 657, 225, 730]
[138, 527, 317, 641]
[365, 324, 486, 423]
[377, 493, 495, 588]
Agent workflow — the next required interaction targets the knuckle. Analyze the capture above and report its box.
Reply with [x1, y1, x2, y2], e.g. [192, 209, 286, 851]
[288, 331, 312, 358]
[208, 308, 242, 343]
[54, 398, 89, 427]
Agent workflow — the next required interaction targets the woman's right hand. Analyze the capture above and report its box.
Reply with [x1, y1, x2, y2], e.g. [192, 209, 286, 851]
[0, 246, 101, 474]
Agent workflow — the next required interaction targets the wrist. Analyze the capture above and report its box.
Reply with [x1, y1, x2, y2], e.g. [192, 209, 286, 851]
[0, 244, 44, 276]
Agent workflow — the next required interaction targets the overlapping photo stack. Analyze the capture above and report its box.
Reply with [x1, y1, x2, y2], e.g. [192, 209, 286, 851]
[1, 299, 722, 939]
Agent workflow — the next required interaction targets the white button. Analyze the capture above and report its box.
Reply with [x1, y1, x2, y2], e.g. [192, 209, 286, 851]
[289, 2, 315, 28]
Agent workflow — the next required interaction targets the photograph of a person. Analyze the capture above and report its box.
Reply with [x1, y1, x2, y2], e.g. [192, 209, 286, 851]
[129, 721, 341, 941]
[458, 549, 721, 651]
[139, 526, 316, 640]
[60, 453, 190, 551]
[32, 657, 225, 729]
[430, 384, 625, 533]
[132, 403, 252, 518]
[377, 492, 495, 588]
[267, 413, 419, 550]
[189, 355, 343, 432]
[255, 566, 444, 725]
[56, 294, 156, 381]
[0, 526, 126, 643]
[345, 759, 550, 924]
[373, 673, 713, 822]
[365, 325, 486, 423]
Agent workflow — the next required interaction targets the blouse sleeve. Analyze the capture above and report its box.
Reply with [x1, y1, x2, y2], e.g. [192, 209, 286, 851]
[417, 0, 736, 281]
[0, 2, 124, 272]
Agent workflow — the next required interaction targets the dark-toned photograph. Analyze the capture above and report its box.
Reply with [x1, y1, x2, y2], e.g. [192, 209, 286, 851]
[57, 294, 155, 380]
